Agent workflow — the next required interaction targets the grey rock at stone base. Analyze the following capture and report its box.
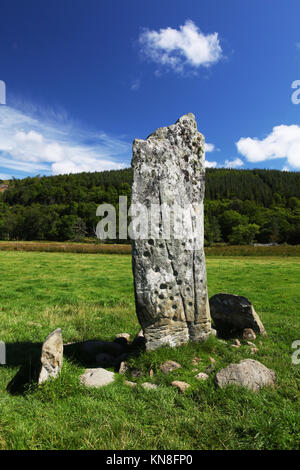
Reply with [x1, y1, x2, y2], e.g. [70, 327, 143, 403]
[215, 359, 276, 392]
[130, 368, 144, 378]
[38, 328, 63, 384]
[243, 328, 257, 341]
[141, 382, 158, 390]
[80, 368, 115, 388]
[131, 113, 212, 351]
[125, 380, 137, 388]
[171, 381, 191, 393]
[209, 293, 267, 337]
[119, 361, 129, 374]
[160, 360, 181, 374]
[195, 372, 209, 380]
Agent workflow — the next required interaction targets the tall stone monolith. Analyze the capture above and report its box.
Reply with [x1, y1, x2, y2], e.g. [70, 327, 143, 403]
[131, 113, 212, 350]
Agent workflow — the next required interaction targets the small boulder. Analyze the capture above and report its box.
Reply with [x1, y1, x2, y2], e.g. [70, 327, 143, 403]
[215, 359, 276, 392]
[80, 368, 115, 388]
[141, 382, 158, 390]
[250, 347, 259, 354]
[160, 360, 181, 374]
[115, 333, 130, 343]
[38, 328, 63, 384]
[234, 339, 241, 347]
[171, 381, 190, 393]
[195, 372, 209, 381]
[243, 328, 256, 341]
[125, 380, 137, 388]
[209, 293, 267, 337]
[192, 357, 202, 366]
[119, 361, 129, 374]
[130, 368, 144, 378]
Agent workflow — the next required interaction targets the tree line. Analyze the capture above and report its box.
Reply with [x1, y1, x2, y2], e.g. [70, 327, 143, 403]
[0, 168, 299, 245]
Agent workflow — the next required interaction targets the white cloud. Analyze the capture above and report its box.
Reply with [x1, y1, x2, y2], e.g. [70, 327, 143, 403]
[204, 143, 215, 152]
[236, 124, 300, 169]
[205, 160, 217, 168]
[225, 157, 244, 168]
[0, 106, 130, 176]
[139, 20, 222, 73]
[131, 78, 141, 91]
[0, 173, 11, 180]
[282, 165, 290, 172]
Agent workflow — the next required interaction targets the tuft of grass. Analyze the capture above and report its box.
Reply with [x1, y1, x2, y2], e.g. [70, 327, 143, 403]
[0, 252, 299, 450]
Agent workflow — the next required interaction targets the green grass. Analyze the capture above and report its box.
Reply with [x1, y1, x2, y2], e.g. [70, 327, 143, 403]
[0, 252, 299, 450]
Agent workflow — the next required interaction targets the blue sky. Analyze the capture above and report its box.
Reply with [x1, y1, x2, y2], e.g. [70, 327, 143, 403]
[0, 0, 300, 179]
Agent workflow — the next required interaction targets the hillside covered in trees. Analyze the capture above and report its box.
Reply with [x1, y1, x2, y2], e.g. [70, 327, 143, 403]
[0, 168, 299, 245]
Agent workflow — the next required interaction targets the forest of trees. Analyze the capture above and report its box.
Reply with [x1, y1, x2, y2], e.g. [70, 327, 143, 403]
[0, 168, 299, 245]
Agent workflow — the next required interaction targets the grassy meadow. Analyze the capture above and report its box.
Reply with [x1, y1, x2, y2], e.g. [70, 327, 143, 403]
[0, 251, 299, 450]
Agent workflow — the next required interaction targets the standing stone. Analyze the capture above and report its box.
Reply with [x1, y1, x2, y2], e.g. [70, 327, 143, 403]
[131, 114, 212, 350]
[38, 328, 63, 384]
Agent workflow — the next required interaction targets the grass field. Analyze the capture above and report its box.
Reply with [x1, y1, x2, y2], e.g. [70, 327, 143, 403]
[0, 252, 299, 450]
[1, 240, 300, 257]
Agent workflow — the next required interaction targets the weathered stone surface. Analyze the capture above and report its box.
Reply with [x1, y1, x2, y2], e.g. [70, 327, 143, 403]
[195, 372, 209, 380]
[38, 328, 63, 384]
[209, 293, 267, 337]
[171, 380, 190, 393]
[131, 114, 212, 350]
[215, 359, 276, 392]
[80, 368, 115, 388]
[160, 360, 181, 374]
[141, 382, 158, 390]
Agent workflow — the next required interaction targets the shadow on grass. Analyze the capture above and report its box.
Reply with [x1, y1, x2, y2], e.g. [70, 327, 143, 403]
[3, 337, 146, 395]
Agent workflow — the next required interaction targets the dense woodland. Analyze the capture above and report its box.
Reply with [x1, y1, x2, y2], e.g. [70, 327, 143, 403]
[0, 168, 299, 245]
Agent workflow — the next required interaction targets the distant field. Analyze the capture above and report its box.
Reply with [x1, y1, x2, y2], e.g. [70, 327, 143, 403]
[0, 252, 299, 450]
[0, 240, 299, 256]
